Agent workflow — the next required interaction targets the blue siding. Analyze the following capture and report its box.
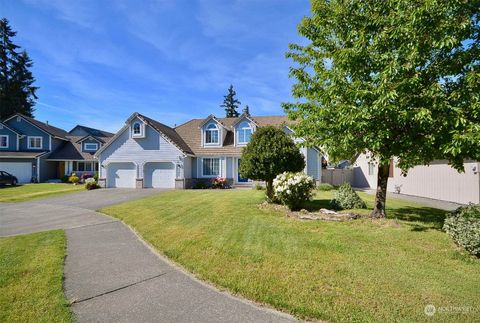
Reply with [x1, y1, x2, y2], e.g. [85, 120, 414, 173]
[0, 124, 18, 150]
[5, 117, 50, 151]
[82, 138, 100, 152]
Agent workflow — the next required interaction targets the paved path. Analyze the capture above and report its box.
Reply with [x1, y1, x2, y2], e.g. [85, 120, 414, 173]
[0, 189, 296, 323]
[357, 188, 462, 211]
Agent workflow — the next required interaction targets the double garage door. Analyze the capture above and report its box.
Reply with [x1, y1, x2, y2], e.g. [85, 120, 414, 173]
[0, 162, 32, 183]
[107, 162, 175, 188]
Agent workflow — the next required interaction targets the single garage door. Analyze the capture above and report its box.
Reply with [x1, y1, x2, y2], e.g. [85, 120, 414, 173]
[144, 162, 175, 188]
[107, 162, 136, 188]
[0, 162, 32, 183]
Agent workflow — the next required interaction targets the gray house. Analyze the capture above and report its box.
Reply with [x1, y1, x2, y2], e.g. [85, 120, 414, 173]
[95, 112, 322, 188]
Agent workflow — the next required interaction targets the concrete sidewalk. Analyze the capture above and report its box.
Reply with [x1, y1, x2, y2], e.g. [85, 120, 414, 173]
[65, 219, 296, 322]
[1, 189, 296, 322]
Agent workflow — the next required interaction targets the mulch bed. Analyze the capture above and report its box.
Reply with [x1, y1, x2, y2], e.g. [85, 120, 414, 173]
[258, 202, 362, 222]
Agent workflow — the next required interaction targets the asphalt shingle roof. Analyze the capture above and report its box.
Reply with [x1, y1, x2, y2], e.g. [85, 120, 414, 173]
[174, 115, 291, 156]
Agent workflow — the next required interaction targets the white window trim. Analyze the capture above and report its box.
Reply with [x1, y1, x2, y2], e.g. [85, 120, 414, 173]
[28, 136, 43, 149]
[204, 124, 220, 145]
[84, 143, 99, 151]
[201, 157, 221, 177]
[0, 135, 8, 148]
[132, 122, 144, 138]
[237, 126, 252, 145]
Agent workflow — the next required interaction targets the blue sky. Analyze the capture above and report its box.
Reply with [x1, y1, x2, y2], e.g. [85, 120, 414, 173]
[2, 0, 310, 132]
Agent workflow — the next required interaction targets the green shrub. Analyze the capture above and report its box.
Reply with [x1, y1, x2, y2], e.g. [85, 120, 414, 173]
[93, 172, 99, 181]
[61, 174, 70, 183]
[330, 183, 367, 210]
[254, 183, 265, 190]
[273, 172, 316, 210]
[193, 179, 209, 189]
[85, 182, 100, 190]
[68, 174, 79, 184]
[444, 204, 480, 257]
[318, 183, 334, 191]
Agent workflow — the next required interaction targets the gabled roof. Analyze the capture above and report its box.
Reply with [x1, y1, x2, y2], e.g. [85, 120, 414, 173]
[47, 135, 111, 161]
[138, 114, 194, 155]
[175, 115, 291, 156]
[96, 112, 194, 157]
[231, 113, 258, 127]
[0, 122, 23, 136]
[69, 125, 115, 137]
[4, 113, 69, 140]
[75, 135, 106, 144]
[198, 114, 230, 130]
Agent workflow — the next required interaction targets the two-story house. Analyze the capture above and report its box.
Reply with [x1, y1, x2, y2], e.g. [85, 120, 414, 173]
[0, 113, 113, 183]
[95, 112, 322, 188]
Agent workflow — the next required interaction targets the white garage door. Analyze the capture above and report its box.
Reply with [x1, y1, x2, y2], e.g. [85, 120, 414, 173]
[0, 162, 32, 183]
[144, 162, 175, 188]
[107, 162, 136, 188]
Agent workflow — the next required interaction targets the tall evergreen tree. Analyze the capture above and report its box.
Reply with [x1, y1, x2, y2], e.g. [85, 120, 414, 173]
[0, 18, 38, 119]
[221, 85, 240, 118]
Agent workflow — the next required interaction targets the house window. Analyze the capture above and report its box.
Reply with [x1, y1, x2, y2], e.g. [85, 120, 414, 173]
[28, 136, 42, 149]
[238, 126, 252, 144]
[0, 135, 8, 148]
[84, 143, 98, 151]
[202, 158, 220, 176]
[133, 122, 141, 135]
[368, 162, 375, 176]
[205, 124, 219, 144]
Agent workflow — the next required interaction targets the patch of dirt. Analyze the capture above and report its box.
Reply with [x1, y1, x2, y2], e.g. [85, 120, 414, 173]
[259, 202, 362, 222]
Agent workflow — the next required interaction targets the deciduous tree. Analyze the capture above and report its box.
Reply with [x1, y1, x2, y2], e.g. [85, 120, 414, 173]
[283, 0, 480, 217]
[240, 126, 305, 200]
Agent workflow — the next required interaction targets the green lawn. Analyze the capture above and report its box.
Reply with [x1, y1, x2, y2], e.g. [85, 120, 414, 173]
[0, 231, 72, 322]
[0, 183, 84, 202]
[102, 189, 480, 322]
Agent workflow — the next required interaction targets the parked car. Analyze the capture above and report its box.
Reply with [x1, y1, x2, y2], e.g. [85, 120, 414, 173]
[0, 171, 18, 186]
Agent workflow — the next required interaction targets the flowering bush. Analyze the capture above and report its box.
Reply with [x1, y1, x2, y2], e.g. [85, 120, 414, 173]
[68, 173, 79, 184]
[85, 177, 96, 184]
[212, 177, 229, 189]
[81, 173, 93, 183]
[273, 172, 316, 210]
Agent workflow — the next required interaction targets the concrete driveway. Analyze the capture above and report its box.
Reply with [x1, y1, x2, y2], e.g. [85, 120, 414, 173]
[0, 189, 296, 322]
[0, 189, 166, 236]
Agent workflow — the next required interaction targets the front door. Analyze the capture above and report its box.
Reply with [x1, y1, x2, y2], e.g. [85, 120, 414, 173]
[237, 159, 248, 183]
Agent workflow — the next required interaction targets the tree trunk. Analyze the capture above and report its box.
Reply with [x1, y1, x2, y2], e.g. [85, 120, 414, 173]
[266, 179, 274, 202]
[371, 161, 390, 218]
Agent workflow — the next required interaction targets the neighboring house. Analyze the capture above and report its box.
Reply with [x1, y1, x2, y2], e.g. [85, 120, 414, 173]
[353, 152, 480, 204]
[0, 113, 113, 183]
[47, 125, 114, 178]
[96, 112, 322, 189]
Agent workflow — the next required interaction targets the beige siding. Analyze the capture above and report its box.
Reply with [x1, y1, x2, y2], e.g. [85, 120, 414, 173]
[354, 153, 480, 204]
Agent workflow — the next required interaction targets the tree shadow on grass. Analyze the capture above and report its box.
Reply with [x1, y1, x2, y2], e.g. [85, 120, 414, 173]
[387, 206, 448, 230]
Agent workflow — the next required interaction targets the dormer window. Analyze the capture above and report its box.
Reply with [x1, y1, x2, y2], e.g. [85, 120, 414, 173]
[238, 125, 252, 144]
[205, 124, 219, 144]
[84, 143, 98, 151]
[132, 122, 145, 138]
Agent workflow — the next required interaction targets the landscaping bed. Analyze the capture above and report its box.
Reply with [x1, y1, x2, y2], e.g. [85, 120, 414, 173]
[101, 189, 480, 322]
